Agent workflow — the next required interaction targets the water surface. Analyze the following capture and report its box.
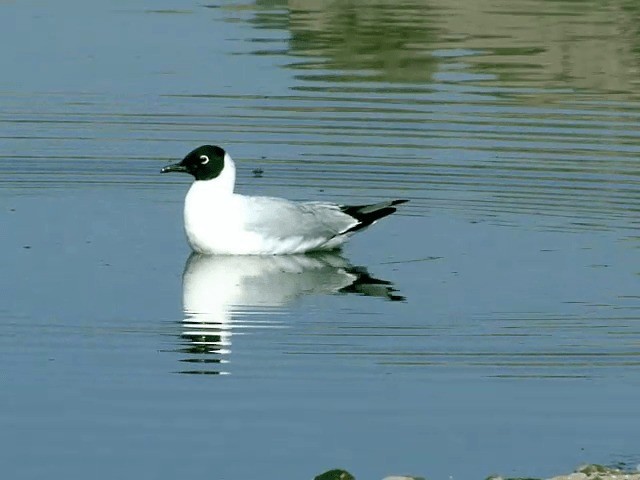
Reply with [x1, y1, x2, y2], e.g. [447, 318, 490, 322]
[1, 1, 639, 479]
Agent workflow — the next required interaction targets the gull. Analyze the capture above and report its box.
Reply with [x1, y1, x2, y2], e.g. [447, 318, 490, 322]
[161, 145, 408, 255]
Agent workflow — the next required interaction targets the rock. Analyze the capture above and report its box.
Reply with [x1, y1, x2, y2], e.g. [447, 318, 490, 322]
[548, 464, 640, 480]
[486, 477, 541, 480]
[314, 469, 356, 480]
[383, 476, 426, 480]
[548, 473, 587, 480]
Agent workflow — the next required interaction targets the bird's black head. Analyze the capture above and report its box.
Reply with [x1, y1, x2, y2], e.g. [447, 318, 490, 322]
[161, 145, 226, 181]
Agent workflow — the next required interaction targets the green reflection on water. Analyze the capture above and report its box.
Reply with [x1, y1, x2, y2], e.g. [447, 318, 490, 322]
[240, 0, 640, 95]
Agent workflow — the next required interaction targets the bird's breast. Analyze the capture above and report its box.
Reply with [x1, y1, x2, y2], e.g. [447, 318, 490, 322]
[183, 187, 251, 254]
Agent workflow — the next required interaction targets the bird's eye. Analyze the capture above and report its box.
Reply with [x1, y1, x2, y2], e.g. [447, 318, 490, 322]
[199, 155, 210, 165]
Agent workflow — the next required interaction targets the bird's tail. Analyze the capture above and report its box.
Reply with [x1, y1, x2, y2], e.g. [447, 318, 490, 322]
[339, 199, 408, 234]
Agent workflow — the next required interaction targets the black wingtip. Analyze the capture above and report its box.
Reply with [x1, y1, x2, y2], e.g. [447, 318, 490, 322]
[339, 199, 409, 234]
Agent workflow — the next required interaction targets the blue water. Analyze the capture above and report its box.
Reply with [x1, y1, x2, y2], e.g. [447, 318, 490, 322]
[1, 1, 639, 479]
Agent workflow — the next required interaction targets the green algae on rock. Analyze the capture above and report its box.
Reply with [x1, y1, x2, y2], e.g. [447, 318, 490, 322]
[314, 469, 356, 480]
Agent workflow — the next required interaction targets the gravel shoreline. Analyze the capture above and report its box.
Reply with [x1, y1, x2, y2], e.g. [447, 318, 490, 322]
[314, 464, 640, 480]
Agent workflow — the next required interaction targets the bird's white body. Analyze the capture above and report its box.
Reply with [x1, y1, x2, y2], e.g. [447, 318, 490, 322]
[164, 148, 406, 255]
[183, 153, 359, 255]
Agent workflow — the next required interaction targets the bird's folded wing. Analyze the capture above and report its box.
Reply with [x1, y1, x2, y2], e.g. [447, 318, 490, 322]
[243, 197, 357, 240]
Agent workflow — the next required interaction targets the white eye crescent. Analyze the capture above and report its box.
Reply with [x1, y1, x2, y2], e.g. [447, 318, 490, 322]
[199, 155, 210, 164]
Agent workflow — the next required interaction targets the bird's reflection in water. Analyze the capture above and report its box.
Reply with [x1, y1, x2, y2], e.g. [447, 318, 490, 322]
[177, 252, 403, 375]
